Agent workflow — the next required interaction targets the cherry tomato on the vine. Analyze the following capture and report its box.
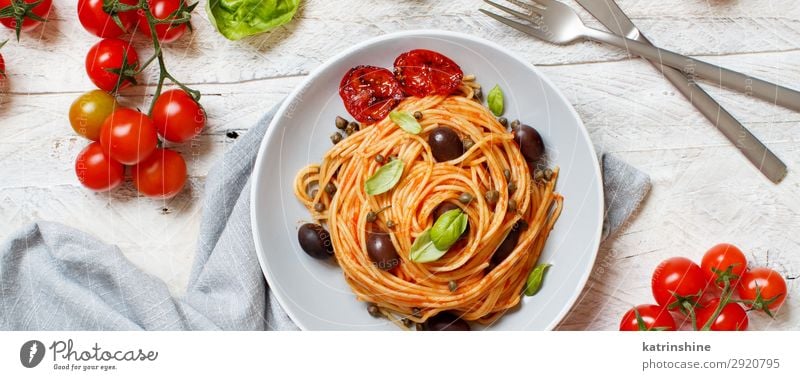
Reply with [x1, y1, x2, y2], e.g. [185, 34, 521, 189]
[85, 38, 139, 92]
[138, 0, 189, 43]
[99, 108, 158, 165]
[738, 267, 787, 313]
[619, 304, 676, 331]
[151, 89, 205, 142]
[701, 243, 747, 287]
[695, 298, 749, 331]
[69, 90, 119, 141]
[75, 141, 125, 192]
[132, 148, 187, 198]
[651, 257, 707, 310]
[77, 0, 139, 38]
[0, 0, 52, 34]
[0, 48, 5, 80]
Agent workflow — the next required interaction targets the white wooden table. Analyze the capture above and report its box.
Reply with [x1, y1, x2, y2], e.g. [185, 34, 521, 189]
[1, 0, 797, 330]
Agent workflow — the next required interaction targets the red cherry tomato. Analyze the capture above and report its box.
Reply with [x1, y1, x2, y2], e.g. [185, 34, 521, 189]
[75, 141, 125, 192]
[695, 298, 749, 331]
[619, 304, 676, 331]
[138, 0, 188, 43]
[0, 0, 52, 33]
[738, 267, 787, 313]
[99, 108, 158, 165]
[393, 49, 464, 97]
[132, 148, 187, 198]
[701, 243, 747, 287]
[651, 257, 707, 310]
[151, 89, 206, 142]
[0, 50, 5, 80]
[85, 38, 139, 92]
[77, 0, 139, 38]
[339, 65, 404, 123]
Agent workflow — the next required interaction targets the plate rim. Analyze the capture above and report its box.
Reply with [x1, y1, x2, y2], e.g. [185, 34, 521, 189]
[250, 29, 604, 331]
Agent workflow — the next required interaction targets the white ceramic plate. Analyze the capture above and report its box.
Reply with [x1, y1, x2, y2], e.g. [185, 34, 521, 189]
[251, 30, 603, 330]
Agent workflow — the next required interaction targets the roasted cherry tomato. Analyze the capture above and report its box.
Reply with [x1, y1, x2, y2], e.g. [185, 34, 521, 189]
[75, 141, 125, 192]
[393, 49, 463, 97]
[651, 257, 706, 310]
[738, 267, 787, 314]
[99, 108, 158, 165]
[151, 89, 205, 142]
[77, 0, 139, 38]
[701, 243, 747, 287]
[137, 0, 189, 43]
[69, 90, 119, 141]
[619, 304, 676, 331]
[85, 38, 139, 92]
[695, 298, 749, 331]
[0, 45, 5, 80]
[0, 0, 52, 34]
[339, 65, 404, 123]
[132, 148, 187, 198]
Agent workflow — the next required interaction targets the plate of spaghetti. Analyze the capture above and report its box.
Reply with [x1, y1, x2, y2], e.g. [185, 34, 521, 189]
[251, 30, 603, 330]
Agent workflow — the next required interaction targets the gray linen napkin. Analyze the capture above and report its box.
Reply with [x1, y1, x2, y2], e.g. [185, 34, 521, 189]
[0, 103, 649, 330]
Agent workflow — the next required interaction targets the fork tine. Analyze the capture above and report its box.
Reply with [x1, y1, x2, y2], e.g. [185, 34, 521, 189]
[507, 0, 544, 11]
[529, 0, 555, 7]
[483, 0, 539, 20]
[479, 9, 546, 39]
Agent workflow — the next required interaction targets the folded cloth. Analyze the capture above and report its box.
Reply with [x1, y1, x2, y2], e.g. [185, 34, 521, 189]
[0, 102, 650, 330]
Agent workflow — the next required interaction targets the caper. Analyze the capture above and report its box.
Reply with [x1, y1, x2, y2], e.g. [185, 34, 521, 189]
[508, 181, 517, 193]
[349, 121, 360, 131]
[325, 182, 337, 195]
[498, 117, 508, 127]
[508, 199, 517, 212]
[314, 202, 325, 212]
[413, 111, 423, 120]
[386, 220, 396, 229]
[474, 87, 483, 100]
[534, 169, 544, 182]
[503, 168, 511, 181]
[344, 125, 355, 135]
[375, 154, 385, 164]
[335, 116, 348, 130]
[463, 137, 475, 150]
[367, 303, 381, 318]
[412, 307, 422, 318]
[485, 190, 500, 205]
[458, 192, 473, 205]
[402, 318, 414, 328]
[330, 132, 342, 144]
[448, 280, 458, 292]
[510, 119, 520, 129]
[544, 168, 553, 181]
[310, 189, 318, 198]
[366, 211, 377, 223]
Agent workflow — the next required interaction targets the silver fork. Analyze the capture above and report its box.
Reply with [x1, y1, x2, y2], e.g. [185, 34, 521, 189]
[481, 0, 800, 113]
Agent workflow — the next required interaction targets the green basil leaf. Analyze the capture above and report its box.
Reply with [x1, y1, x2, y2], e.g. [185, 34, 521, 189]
[364, 159, 404, 195]
[207, 0, 300, 41]
[487, 85, 504, 116]
[389, 111, 422, 134]
[524, 263, 551, 296]
[430, 209, 468, 251]
[409, 229, 448, 263]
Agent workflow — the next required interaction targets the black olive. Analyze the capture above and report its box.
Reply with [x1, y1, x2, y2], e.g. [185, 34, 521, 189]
[512, 124, 545, 162]
[423, 312, 471, 331]
[298, 223, 334, 260]
[428, 127, 463, 162]
[367, 233, 400, 271]
[490, 220, 529, 266]
[432, 202, 469, 237]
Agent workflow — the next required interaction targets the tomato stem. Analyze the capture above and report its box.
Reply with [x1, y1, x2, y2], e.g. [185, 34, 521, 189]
[699, 277, 734, 331]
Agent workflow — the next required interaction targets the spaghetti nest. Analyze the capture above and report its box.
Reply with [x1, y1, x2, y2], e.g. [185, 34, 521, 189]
[294, 94, 563, 325]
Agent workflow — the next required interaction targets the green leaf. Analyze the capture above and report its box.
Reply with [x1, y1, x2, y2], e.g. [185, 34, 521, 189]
[409, 229, 448, 263]
[364, 159, 404, 195]
[389, 111, 422, 134]
[524, 263, 551, 296]
[207, 0, 300, 41]
[430, 209, 468, 251]
[487, 85, 504, 116]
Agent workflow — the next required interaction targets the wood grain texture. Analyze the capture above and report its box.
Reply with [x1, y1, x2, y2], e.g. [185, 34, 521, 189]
[0, 0, 797, 330]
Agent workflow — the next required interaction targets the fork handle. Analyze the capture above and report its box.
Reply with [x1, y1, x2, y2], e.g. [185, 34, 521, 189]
[584, 27, 800, 113]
